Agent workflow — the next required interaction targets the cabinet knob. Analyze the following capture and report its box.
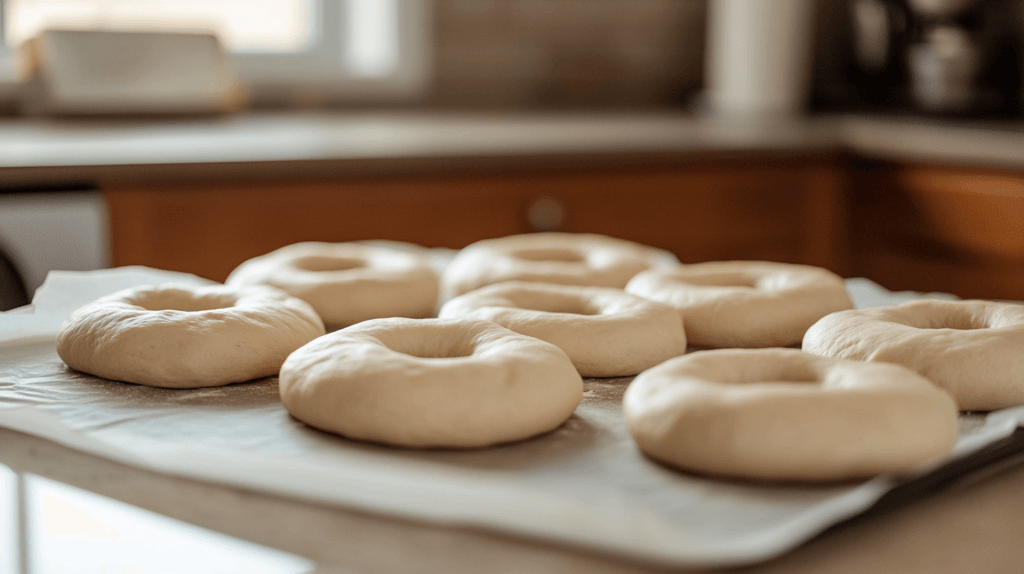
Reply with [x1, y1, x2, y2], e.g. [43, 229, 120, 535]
[527, 196, 566, 231]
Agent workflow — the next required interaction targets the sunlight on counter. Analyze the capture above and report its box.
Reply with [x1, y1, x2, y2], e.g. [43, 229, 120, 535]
[13, 473, 313, 574]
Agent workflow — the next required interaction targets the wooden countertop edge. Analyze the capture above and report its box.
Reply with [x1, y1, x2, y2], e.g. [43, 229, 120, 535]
[0, 148, 845, 189]
[0, 427, 695, 574]
[6, 423, 1024, 574]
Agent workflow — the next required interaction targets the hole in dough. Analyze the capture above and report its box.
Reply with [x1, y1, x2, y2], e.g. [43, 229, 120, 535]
[897, 313, 989, 331]
[380, 337, 475, 359]
[677, 271, 758, 288]
[293, 255, 367, 272]
[930, 321, 987, 330]
[545, 303, 600, 315]
[723, 362, 820, 385]
[511, 248, 586, 263]
[518, 299, 600, 316]
[131, 291, 236, 312]
[501, 289, 602, 315]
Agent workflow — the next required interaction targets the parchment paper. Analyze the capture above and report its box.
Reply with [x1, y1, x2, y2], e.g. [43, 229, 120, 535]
[1, 267, 1023, 568]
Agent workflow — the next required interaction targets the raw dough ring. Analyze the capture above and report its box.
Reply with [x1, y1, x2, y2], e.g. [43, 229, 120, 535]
[439, 281, 687, 377]
[803, 299, 1024, 411]
[441, 233, 661, 298]
[623, 348, 958, 481]
[626, 261, 853, 348]
[227, 242, 440, 328]
[56, 283, 326, 388]
[279, 317, 583, 448]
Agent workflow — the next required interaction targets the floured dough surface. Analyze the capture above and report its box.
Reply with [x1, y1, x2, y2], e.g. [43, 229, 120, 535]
[279, 317, 583, 448]
[227, 241, 439, 328]
[56, 283, 326, 388]
[623, 348, 959, 481]
[441, 232, 663, 298]
[439, 281, 686, 377]
[626, 261, 853, 348]
[803, 299, 1024, 411]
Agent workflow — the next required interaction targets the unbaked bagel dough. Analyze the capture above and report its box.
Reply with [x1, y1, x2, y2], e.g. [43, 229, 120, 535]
[441, 233, 663, 298]
[626, 261, 853, 348]
[439, 281, 686, 377]
[227, 241, 439, 328]
[56, 283, 326, 388]
[803, 299, 1024, 411]
[279, 317, 583, 448]
[623, 348, 958, 481]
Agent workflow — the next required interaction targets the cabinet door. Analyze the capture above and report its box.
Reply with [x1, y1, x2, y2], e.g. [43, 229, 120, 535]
[105, 158, 845, 282]
[521, 162, 843, 270]
[105, 175, 531, 282]
[850, 163, 1024, 300]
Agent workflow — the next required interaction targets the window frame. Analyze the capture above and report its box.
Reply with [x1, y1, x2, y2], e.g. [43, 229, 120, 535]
[0, 1, 16, 84]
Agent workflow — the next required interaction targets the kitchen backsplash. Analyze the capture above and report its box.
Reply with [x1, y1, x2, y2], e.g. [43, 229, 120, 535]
[427, 0, 707, 109]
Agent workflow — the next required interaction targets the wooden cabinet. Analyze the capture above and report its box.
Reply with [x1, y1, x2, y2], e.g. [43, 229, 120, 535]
[849, 162, 1024, 300]
[101, 150, 1024, 301]
[104, 155, 848, 283]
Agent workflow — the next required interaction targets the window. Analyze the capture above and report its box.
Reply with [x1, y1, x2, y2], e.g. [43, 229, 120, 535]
[0, 0, 431, 103]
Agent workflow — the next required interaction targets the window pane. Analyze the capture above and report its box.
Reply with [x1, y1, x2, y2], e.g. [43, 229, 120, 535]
[6, 0, 316, 52]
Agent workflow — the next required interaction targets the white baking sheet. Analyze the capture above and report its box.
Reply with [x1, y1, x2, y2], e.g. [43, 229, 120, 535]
[1, 267, 1023, 568]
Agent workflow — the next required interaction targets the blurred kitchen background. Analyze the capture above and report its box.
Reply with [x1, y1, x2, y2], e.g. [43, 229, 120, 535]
[3, 4, 1024, 568]
[7, 0, 1021, 112]
[3, 0, 1024, 311]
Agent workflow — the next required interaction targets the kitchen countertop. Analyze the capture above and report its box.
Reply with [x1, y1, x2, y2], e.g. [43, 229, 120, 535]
[0, 112, 835, 187]
[5, 112, 1024, 573]
[5, 423, 1024, 574]
[835, 115, 1024, 168]
[2, 111, 1024, 188]
[4, 268, 1024, 573]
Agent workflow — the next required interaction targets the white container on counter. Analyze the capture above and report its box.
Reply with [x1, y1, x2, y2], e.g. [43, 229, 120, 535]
[706, 0, 816, 119]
